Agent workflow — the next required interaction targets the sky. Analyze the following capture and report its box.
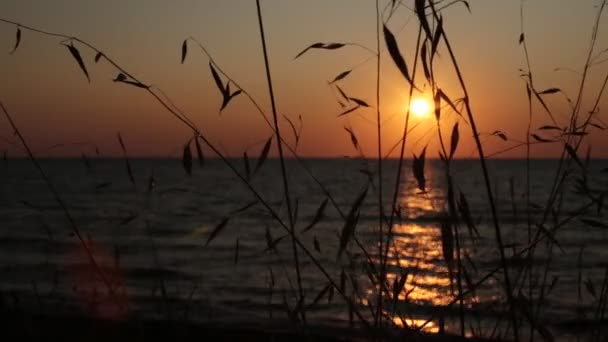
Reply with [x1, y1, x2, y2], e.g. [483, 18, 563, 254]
[0, 0, 607, 158]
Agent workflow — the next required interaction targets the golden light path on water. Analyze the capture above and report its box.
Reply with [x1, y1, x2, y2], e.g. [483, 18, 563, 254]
[362, 165, 478, 334]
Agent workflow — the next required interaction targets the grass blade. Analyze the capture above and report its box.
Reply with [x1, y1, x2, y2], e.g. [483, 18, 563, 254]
[492, 130, 508, 141]
[117, 133, 136, 186]
[194, 136, 204, 167]
[392, 271, 408, 306]
[383, 24, 414, 87]
[330, 70, 352, 84]
[348, 97, 369, 107]
[182, 139, 193, 176]
[337, 105, 361, 117]
[415, 0, 433, 40]
[253, 137, 272, 175]
[458, 191, 480, 239]
[65, 42, 90, 83]
[531, 134, 555, 143]
[294, 42, 345, 59]
[243, 152, 251, 180]
[337, 187, 368, 259]
[294, 42, 324, 59]
[538, 87, 561, 95]
[344, 126, 359, 149]
[181, 39, 188, 64]
[336, 85, 349, 103]
[313, 236, 321, 252]
[324, 42, 346, 49]
[113, 74, 149, 89]
[264, 229, 286, 253]
[209, 62, 225, 99]
[565, 143, 583, 168]
[441, 222, 454, 264]
[441, 220, 454, 292]
[10, 27, 21, 54]
[413, 146, 427, 192]
[449, 122, 459, 160]
[220, 82, 231, 111]
[114, 73, 127, 82]
[538, 125, 562, 131]
[533, 89, 557, 124]
[283, 115, 300, 146]
[229, 201, 258, 216]
[230, 89, 243, 101]
[431, 15, 443, 59]
[94, 52, 103, 63]
[308, 283, 332, 310]
[205, 217, 230, 246]
[438, 89, 463, 117]
[421, 43, 431, 81]
[301, 198, 328, 233]
[434, 89, 441, 120]
[234, 238, 240, 265]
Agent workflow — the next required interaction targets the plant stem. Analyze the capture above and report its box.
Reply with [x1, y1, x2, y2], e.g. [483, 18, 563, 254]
[519, 3, 535, 338]
[428, 4, 519, 340]
[374, 0, 385, 330]
[255, 0, 305, 325]
[383, 24, 423, 323]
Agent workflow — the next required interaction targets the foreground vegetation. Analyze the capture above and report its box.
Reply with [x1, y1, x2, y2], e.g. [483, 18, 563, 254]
[2, 1, 608, 340]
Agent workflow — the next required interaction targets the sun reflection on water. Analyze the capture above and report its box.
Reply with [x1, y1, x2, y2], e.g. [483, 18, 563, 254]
[387, 223, 454, 306]
[391, 315, 439, 334]
[362, 166, 479, 334]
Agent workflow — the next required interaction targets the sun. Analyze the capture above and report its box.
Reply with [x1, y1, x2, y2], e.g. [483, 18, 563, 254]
[410, 98, 432, 118]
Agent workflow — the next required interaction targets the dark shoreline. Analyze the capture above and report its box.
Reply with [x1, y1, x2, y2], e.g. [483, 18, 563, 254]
[1, 309, 497, 341]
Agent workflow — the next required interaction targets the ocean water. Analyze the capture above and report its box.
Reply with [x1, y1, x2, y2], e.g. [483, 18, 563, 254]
[1, 158, 607, 339]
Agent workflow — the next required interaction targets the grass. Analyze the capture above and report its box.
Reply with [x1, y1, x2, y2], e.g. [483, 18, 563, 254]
[1, 0, 608, 341]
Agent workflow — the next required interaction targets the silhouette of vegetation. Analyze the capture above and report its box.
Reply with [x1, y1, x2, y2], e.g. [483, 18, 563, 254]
[1, 0, 608, 341]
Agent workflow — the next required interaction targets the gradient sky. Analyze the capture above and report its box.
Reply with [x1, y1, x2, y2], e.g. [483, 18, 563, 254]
[0, 0, 607, 158]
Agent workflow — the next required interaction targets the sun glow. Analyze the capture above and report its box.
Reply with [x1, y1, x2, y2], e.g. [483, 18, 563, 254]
[410, 98, 432, 118]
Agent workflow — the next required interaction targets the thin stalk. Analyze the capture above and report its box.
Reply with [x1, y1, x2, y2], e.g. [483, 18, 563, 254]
[254, 0, 305, 324]
[428, 4, 519, 340]
[519, 3, 535, 337]
[374, 0, 385, 330]
[569, 1, 606, 129]
[383, 24, 423, 321]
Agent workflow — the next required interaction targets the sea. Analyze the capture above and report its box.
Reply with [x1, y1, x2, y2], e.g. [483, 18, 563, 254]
[1, 158, 607, 340]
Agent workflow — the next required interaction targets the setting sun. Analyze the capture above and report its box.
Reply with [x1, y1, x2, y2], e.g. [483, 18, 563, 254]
[410, 98, 432, 118]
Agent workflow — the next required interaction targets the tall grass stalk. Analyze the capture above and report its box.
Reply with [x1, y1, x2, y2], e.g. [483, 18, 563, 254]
[519, 3, 536, 339]
[424, 3, 520, 340]
[254, 0, 305, 324]
[380, 24, 423, 333]
[374, 0, 385, 330]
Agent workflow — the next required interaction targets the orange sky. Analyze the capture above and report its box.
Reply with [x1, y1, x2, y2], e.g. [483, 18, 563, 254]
[0, 0, 607, 158]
